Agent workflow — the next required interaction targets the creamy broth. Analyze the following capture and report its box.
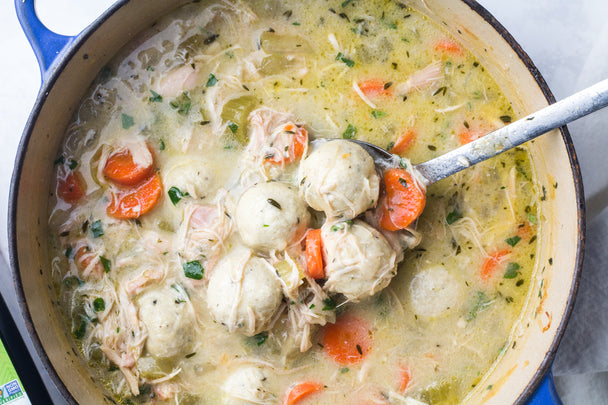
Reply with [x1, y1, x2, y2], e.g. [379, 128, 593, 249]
[48, 0, 540, 404]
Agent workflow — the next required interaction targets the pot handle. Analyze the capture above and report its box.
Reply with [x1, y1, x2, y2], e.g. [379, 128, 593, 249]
[527, 370, 563, 405]
[14, 0, 75, 79]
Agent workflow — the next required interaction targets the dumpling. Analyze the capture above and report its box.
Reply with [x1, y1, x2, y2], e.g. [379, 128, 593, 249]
[409, 266, 464, 317]
[207, 248, 283, 336]
[235, 182, 310, 252]
[222, 366, 275, 405]
[299, 140, 379, 219]
[322, 219, 397, 301]
[163, 158, 215, 199]
[137, 285, 195, 359]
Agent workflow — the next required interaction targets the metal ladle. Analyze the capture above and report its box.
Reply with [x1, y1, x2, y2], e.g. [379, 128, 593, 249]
[350, 79, 608, 186]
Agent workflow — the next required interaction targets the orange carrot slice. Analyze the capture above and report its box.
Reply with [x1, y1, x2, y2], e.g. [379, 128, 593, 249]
[358, 79, 393, 98]
[74, 246, 103, 276]
[57, 171, 86, 204]
[284, 381, 323, 405]
[480, 249, 511, 281]
[379, 168, 426, 231]
[398, 365, 412, 392]
[305, 229, 325, 279]
[103, 147, 154, 186]
[322, 315, 372, 365]
[389, 130, 416, 155]
[434, 38, 463, 55]
[107, 173, 162, 219]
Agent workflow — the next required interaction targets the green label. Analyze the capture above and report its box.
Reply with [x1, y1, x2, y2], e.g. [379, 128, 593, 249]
[0, 340, 29, 404]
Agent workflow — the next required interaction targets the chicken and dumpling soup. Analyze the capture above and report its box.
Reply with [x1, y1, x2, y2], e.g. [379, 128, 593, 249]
[48, 0, 541, 403]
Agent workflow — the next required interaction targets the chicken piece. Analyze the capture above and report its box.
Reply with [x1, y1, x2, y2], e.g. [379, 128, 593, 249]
[299, 140, 380, 220]
[235, 182, 310, 252]
[246, 107, 309, 169]
[207, 248, 283, 336]
[222, 366, 275, 405]
[137, 285, 196, 358]
[409, 266, 464, 317]
[156, 64, 202, 98]
[395, 61, 444, 96]
[322, 220, 397, 301]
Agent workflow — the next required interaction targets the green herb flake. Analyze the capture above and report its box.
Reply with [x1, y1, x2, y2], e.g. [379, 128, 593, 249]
[169, 92, 192, 116]
[149, 90, 162, 103]
[292, 22, 301, 26]
[253, 332, 268, 346]
[342, 124, 357, 139]
[206, 73, 218, 87]
[322, 298, 336, 311]
[504, 262, 520, 279]
[159, 139, 165, 151]
[183, 260, 204, 280]
[73, 318, 87, 339]
[398, 178, 408, 188]
[433, 86, 447, 96]
[446, 210, 462, 225]
[54, 155, 65, 165]
[91, 220, 104, 238]
[340, 367, 349, 373]
[356, 344, 363, 355]
[505, 236, 522, 247]
[527, 213, 537, 224]
[267, 198, 282, 210]
[399, 158, 407, 169]
[228, 122, 239, 134]
[99, 256, 112, 273]
[185, 352, 197, 359]
[93, 297, 105, 312]
[336, 53, 355, 67]
[341, 0, 353, 6]
[64, 246, 74, 259]
[371, 110, 386, 119]
[467, 291, 493, 320]
[121, 113, 134, 129]
[499, 115, 512, 123]
[168, 186, 186, 206]
[68, 159, 78, 170]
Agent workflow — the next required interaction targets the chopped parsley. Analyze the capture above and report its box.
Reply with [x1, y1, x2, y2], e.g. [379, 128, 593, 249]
[335, 52, 355, 67]
[504, 262, 520, 279]
[73, 318, 87, 339]
[267, 198, 282, 210]
[159, 139, 165, 151]
[252, 332, 268, 346]
[93, 298, 105, 312]
[342, 124, 357, 139]
[68, 159, 78, 170]
[121, 113, 134, 129]
[91, 220, 104, 238]
[500, 115, 512, 123]
[398, 177, 408, 188]
[148, 90, 162, 102]
[183, 260, 204, 280]
[505, 236, 522, 247]
[205, 73, 218, 87]
[99, 256, 111, 273]
[322, 298, 336, 311]
[168, 186, 187, 206]
[169, 92, 192, 115]
[446, 210, 462, 225]
[227, 122, 239, 134]
[371, 110, 386, 119]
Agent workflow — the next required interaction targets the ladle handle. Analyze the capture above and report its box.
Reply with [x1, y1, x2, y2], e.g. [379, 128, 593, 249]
[414, 78, 608, 185]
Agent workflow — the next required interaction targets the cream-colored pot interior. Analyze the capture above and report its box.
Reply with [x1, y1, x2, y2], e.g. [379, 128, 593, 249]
[10, 0, 583, 403]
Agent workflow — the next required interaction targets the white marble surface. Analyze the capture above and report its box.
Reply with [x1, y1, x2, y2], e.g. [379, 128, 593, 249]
[0, 0, 607, 403]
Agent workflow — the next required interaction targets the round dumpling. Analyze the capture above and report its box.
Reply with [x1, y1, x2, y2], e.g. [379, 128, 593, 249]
[137, 285, 195, 359]
[409, 266, 464, 317]
[322, 219, 397, 301]
[235, 182, 310, 252]
[299, 140, 379, 219]
[163, 159, 215, 199]
[222, 366, 275, 405]
[207, 249, 283, 336]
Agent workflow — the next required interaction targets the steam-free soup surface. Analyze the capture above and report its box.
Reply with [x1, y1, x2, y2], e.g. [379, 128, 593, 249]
[48, 0, 540, 403]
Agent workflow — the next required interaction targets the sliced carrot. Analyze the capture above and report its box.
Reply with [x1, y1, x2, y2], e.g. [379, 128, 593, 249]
[389, 129, 416, 155]
[107, 173, 162, 219]
[305, 229, 325, 279]
[458, 127, 486, 145]
[103, 147, 154, 186]
[57, 171, 86, 204]
[284, 381, 323, 405]
[357, 79, 393, 99]
[267, 124, 308, 165]
[480, 249, 511, 281]
[434, 38, 463, 55]
[516, 221, 535, 242]
[398, 365, 412, 392]
[322, 315, 372, 365]
[379, 168, 426, 231]
[74, 246, 103, 276]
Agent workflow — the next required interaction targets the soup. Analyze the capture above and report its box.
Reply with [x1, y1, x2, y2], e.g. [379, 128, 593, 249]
[48, 0, 540, 403]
